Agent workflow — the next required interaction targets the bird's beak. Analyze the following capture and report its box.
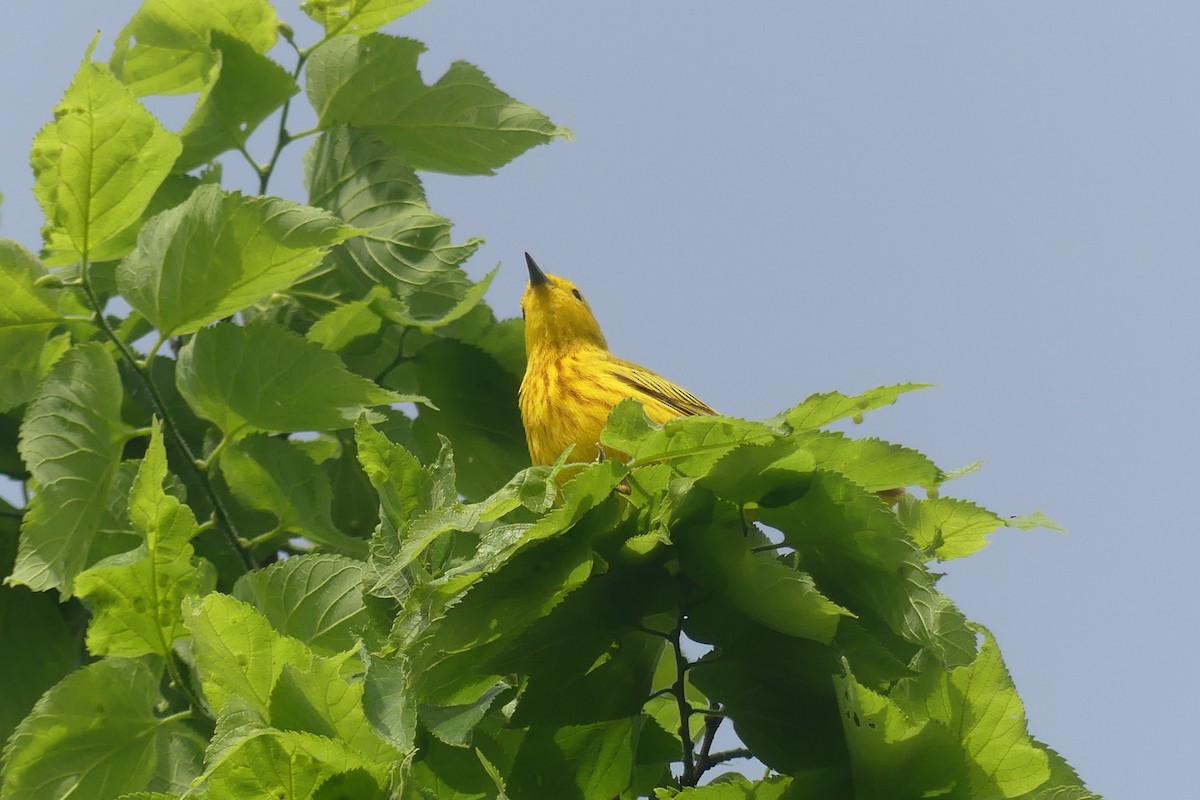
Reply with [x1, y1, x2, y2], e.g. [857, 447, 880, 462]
[525, 252, 551, 287]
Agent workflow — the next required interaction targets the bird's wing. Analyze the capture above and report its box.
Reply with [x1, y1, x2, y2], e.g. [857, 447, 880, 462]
[605, 356, 718, 418]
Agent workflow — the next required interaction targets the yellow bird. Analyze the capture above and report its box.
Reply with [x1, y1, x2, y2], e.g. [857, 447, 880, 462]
[519, 253, 716, 466]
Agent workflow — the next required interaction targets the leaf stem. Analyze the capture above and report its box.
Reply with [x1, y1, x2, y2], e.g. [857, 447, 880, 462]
[164, 651, 207, 718]
[257, 51, 311, 195]
[78, 264, 254, 572]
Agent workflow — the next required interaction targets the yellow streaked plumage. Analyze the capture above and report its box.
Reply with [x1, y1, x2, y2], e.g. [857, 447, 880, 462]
[518, 253, 716, 465]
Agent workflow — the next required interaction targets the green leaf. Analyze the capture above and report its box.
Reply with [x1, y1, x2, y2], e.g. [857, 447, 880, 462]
[901, 496, 1006, 561]
[685, 597, 847, 776]
[777, 383, 931, 432]
[269, 650, 401, 769]
[307, 35, 572, 175]
[889, 630, 1052, 797]
[410, 338, 529, 500]
[306, 287, 387, 351]
[200, 726, 379, 800]
[361, 654, 417, 752]
[756, 471, 945, 653]
[74, 420, 215, 657]
[375, 265, 498, 329]
[116, 185, 353, 336]
[672, 489, 851, 644]
[232, 554, 369, 655]
[303, 126, 480, 303]
[0, 659, 197, 800]
[185, 592, 313, 717]
[110, 0, 279, 96]
[0, 241, 61, 412]
[493, 566, 670, 728]
[177, 32, 298, 171]
[30, 51, 180, 260]
[659, 775, 794, 799]
[833, 663, 970, 800]
[411, 535, 596, 708]
[796, 431, 944, 492]
[508, 718, 640, 800]
[1007, 510, 1066, 533]
[0, 584, 74, 749]
[176, 322, 409, 437]
[220, 435, 368, 557]
[301, 0, 429, 35]
[9, 344, 129, 595]
[602, 399, 776, 474]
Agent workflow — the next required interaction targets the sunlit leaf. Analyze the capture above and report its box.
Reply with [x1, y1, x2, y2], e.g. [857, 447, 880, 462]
[176, 322, 410, 437]
[0, 659, 198, 799]
[75, 420, 215, 657]
[9, 345, 130, 595]
[308, 35, 571, 175]
[110, 0, 279, 96]
[301, 0, 429, 36]
[0, 241, 61, 412]
[117, 186, 353, 336]
[30, 49, 180, 260]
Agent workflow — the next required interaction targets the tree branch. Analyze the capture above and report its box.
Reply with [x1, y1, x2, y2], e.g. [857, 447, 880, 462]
[78, 266, 254, 571]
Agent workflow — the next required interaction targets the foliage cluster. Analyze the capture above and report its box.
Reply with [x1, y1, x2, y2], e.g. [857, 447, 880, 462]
[0, 1, 1098, 798]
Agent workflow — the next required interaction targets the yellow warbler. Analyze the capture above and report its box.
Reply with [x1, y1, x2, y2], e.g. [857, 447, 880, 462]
[519, 253, 716, 465]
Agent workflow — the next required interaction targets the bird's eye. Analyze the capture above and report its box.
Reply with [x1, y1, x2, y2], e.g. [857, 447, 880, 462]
[571, 289, 583, 301]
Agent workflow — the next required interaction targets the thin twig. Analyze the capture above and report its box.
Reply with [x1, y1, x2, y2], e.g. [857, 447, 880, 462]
[670, 613, 697, 786]
[78, 268, 253, 571]
[694, 713, 725, 783]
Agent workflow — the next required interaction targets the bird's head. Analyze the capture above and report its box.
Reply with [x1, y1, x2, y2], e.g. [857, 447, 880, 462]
[521, 253, 608, 352]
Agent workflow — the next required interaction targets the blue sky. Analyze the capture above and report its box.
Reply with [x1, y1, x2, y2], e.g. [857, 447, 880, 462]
[3, 3, 1198, 796]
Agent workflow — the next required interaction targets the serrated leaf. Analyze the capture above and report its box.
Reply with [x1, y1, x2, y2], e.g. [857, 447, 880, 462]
[199, 727, 379, 800]
[308, 35, 571, 175]
[9, 344, 129, 595]
[602, 399, 775, 474]
[902, 496, 1006, 561]
[508, 718, 640, 800]
[302, 0, 429, 35]
[177, 32, 298, 171]
[269, 650, 401, 769]
[0, 659, 196, 800]
[411, 535, 596, 708]
[176, 322, 410, 437]
[778, 383, 931, 432]
[375, 265, 497, 329]
[185, 592, 313, 717]
[117, 185, 353, 336]
[30, 52, 180, 260]
[0, 241, 61, 412]
[672, 489, 851, 643]
[756, 470, 945, 653]
[796, 431, 944, 492]
[74, 420, 215, 657]
[410, 338, 529, 501]
[834, 663, 971, 799]
[361, 654, 417, 752]
[232, 554, 369, 655]
[220, 435, 367, 557]
[0, 583, 74, 749]
[1007, 510, 1066, 533]
[110, 0, 279, 96]
[685, 597, 847, 775]
[890, 630, 1052, 797]
[306, 287, 387, 350]
[661, 775, 795, 799]
[303, 126, 480, 304]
